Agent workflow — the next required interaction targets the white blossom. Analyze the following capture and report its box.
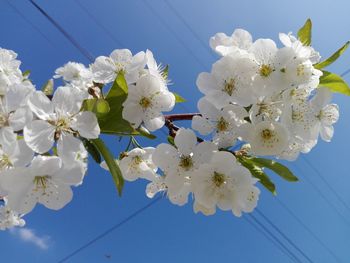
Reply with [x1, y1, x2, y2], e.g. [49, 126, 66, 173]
[24, 86, 100, 153]
[0, 156, 76, 214]
[100, 147, 157, 182]
[210, 29, 253, 56]
[192, 151, 260, 217]
[241, 121, 289, 156]
[0, 205, 25, 230]
[152, 128, 217, 205]
[0, 48, 23, 94]
[196, 52, 256, 108]
[192, 98, 248, 148]
[122, 74, 175, 131]
[91, 49, 146, 84]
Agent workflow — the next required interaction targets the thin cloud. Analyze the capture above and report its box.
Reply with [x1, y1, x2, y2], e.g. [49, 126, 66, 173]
[11, 228, 50, 250]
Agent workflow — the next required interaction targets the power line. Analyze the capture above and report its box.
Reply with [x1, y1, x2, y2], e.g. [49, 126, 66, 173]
[163, 0, 216, 59]
[341, 68, 350, 77]
[57, 196, 162, 263]
[4, 0, 56, 48]
[73, 0, 126, 48]
[292, 163, 350, 228]
[27, 0, 94, 63]
[243, 216, 297, 263]
[248, 214, 302, 263]
[142, 0, 209, 72]
[256, 208, 315, 263]
[275, 198, 342, 263]
[301, 156, 350, 215]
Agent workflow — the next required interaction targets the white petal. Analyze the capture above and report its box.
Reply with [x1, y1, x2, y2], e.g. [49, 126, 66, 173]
[320, 125, 334, 142]
[144, 115, 165, 131]
[39, 184, 73, 210]
[11, 139, 34, 167]
[30, 155, 62, 175]
[174, 128, 197, 155]
[71, 111, 100, 139]
[27, 91, 54, 120]
[191, 116, 214, 135]
[52, 86, 82, 116]
[8, 106, 33, 131]
[24, 120, 55, 154]
[196, 72, 216, 94]
[152, 143, 179, 171]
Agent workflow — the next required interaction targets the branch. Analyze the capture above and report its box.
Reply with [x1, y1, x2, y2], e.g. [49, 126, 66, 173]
[164, 113, 201, 121]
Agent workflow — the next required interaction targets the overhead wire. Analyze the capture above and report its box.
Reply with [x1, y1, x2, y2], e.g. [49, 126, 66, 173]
[243, 216, 299, 263]
[256, 208, 315, 263]
[301, 156, 350, 215]
[275, 197, 342, 263]
[4, 0, 56, 48]
[28, 0, 94, 63]
[56, 196, 162, 263]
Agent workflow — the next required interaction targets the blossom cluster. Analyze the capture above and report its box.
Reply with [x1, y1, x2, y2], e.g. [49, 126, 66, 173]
[0, 21, 346, 230]
[194, 29, 338, 159]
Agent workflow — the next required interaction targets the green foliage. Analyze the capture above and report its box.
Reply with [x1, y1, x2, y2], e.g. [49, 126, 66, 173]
[167, 135, 175, 146]
[237, 157, 276, 195]
[22, 70, 31, 78]
[91, 138, 124, 196]
[297, 18, 312, 46]
[81, 138, 102, 164]
[315, 41, 350, 69]
[319, 70, 350, 95]
[136, 126, 156, 139]
[249, 157, 298, 182]
[83, 98, 110, 118]
[173, 92, 186, 103]
[85, 73, 139, 136]
[42, 79, 54, 96]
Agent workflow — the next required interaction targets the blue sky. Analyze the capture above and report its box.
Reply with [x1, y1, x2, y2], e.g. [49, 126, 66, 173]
[1, 0, 350, 262]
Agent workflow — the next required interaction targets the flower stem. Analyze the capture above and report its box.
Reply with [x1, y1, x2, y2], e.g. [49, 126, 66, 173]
[164, 113, 201, 121]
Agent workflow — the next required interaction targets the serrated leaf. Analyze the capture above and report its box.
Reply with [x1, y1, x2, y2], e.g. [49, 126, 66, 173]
[315, 41, 350, 69]
[81, 138, 102, 164]
[237, 157, 276, 195]
[91, 138, 124, 196]
[250, 157, 298, 182]
[97, 72, 139, 135]
[297, 18, 312, 46]
[82, 98, 110, 118]
[42, 79, 54, 95]
[173, 92, 186, 103]
[319, 70, 350, 95]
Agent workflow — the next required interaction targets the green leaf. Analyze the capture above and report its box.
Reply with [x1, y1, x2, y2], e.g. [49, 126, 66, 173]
[81, 138, 102, 164]
[237, 157, 276, 195]
[167, 136, 175, 146]
[297, 18, 312, 46]
[250, 158, 298, 182]
[315, 41, 350, 69]
[42, 79, 54, 96]
[98, 72, 139, 135]
[319, 70, 350, 95]
[22, 70, 31, 78]
[173, 92, 186, 103]
[83, 98, 110, 117]
[136, 126, 156, 139]
[91, 138, 124, 196]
